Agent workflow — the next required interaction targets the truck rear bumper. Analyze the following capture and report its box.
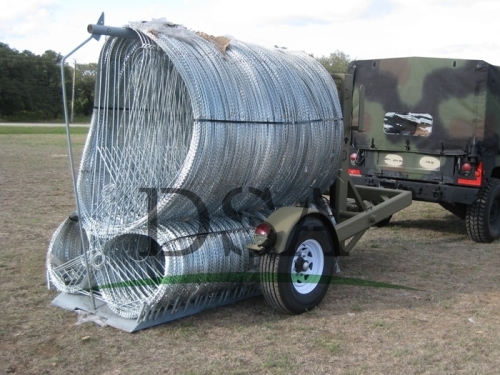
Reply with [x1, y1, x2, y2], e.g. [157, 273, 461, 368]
[351, 175, 479, 205]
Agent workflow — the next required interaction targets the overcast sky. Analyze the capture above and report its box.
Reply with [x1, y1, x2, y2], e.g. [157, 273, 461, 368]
[1, 0, 499, 65]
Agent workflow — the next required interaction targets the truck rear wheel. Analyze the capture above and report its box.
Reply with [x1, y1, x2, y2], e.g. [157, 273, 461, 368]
[260, 216, 335, 314]
[465, 178, 500, 243]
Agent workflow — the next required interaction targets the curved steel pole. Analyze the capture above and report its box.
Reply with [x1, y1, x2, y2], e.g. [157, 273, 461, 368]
[60, 35, 96, 311]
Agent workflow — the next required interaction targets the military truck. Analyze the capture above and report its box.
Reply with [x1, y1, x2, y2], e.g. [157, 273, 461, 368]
[347, 57, 500, 243]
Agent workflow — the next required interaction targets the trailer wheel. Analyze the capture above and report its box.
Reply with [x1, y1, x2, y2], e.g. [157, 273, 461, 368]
[466, 178, 500, 243]
[260, 216, 334, 314]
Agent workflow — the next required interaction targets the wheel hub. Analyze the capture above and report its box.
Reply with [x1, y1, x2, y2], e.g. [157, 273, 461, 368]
[294, 256, 310, 272]
[291, 239, 325, 295]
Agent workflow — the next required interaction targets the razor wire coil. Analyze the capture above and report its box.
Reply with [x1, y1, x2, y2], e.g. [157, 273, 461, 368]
[47, 20, 343, 319]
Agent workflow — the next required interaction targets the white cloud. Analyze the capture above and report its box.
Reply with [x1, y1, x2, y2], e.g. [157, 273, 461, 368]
[9, 8, 53, 35]
[0, 0, 55, 22]
[1, 0, 499, 65]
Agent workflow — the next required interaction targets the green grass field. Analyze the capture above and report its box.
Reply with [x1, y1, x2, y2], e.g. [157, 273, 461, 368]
[0, 126, 89, 135]
[2, 133, 500, 375]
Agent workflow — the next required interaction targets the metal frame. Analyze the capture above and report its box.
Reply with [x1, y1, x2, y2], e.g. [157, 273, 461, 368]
[58, 13, 106, 313]
[52, 285, 260, 332]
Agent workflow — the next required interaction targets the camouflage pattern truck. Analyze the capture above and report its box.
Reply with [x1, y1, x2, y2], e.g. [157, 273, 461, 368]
[347, 57, 500, 243]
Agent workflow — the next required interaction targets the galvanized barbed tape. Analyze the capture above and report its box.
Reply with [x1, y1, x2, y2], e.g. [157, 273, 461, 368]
[46, 217, 94, 293]
[76, 25, 342, 238]
[95, 211, 268, 318]
[48, 21, 343, 319]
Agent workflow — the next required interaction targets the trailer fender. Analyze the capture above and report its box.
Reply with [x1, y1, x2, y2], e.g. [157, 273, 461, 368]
[258, 206, 340, 255]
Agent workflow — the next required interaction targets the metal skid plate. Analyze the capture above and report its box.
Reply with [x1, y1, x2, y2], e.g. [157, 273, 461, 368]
[52, 285, 261, 332]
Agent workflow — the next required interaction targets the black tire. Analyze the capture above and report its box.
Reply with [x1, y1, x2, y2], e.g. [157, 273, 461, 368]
[439, 202, 467, 220]
[260, 216, 335, 314]
[465, 178, 500, 243]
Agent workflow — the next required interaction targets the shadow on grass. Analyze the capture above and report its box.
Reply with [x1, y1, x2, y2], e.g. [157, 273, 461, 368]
[330, 275, 417, 290]
[387, 214, 466, 236]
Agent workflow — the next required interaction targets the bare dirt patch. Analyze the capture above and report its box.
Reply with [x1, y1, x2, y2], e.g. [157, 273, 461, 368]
[1, 134, 500, 375]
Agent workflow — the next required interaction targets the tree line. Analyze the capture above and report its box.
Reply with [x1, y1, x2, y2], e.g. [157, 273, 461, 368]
[0, 42, 349, 122]
[0, 43, 96, 121]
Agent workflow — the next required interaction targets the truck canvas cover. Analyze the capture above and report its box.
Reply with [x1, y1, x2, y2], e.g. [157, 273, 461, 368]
[349, 57, 500, 156]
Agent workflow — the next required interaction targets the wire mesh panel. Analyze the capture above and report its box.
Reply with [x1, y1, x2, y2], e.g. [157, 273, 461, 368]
[47, 218, 94, 293]
[48, 19, 343, 320]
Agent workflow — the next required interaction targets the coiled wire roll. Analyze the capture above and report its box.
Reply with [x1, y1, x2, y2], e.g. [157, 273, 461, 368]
[48, 20, 343, 319]
[77, 22, 343, 238]
[95, 211, 266, 318]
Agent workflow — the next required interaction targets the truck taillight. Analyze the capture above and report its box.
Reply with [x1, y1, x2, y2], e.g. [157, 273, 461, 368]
[458, 162, 483, 186]
[348, 169, 361, 175]
[254, 222, 276, 248]
[461, 162, 472, 174]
